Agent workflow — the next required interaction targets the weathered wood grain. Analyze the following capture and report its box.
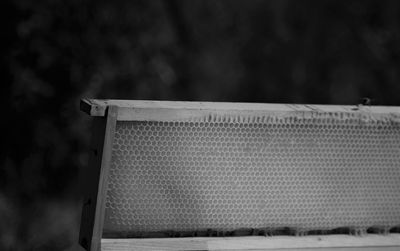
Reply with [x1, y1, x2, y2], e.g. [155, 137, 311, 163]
[80, 99, 400, 121]
[101, 234, 400, 251]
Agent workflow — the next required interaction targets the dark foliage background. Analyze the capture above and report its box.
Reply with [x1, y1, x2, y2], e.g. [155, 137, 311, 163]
[1, 0, 400, 250]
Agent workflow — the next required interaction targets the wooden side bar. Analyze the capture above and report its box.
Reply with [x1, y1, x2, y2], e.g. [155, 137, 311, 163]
[79, 106, 118, 251]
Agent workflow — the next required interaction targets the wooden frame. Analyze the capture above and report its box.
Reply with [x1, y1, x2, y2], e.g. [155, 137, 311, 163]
[79, 99, 400, 251]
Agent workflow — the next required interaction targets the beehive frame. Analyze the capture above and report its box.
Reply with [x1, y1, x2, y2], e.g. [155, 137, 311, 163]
[79, 99, 400, 251]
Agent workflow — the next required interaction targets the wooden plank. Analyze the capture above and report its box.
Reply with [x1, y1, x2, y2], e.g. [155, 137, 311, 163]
[80, 99, 400, 113]
[79, 106, 118, 251]
[112, 106, 400, 122]
[79, 116, 106, 250]
[80, 99, 400, 121]
[101, 235, 400, 251]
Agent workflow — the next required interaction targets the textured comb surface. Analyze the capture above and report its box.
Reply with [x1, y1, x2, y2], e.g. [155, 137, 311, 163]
[104, 114, 400, 235]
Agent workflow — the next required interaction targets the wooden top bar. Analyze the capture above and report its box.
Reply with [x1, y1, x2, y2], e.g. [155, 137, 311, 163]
[80, 99, 400, 121]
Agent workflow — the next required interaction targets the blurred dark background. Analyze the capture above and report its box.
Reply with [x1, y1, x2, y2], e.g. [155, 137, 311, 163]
[1, 0, 400, 250]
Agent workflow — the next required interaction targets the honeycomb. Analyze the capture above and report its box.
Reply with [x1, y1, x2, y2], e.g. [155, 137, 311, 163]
[104, 113, 400, 236]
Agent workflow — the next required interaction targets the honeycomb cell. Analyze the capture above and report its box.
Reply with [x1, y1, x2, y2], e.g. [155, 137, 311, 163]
[104, 116, 400, 235]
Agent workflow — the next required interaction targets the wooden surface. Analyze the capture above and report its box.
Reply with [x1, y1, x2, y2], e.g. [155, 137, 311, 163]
[92, 106, 118, 251]
[101, 235, 400, 251]
[80, 99, 400, 121]
[79, 106, 118, 251]
[79, 117, 107, 250]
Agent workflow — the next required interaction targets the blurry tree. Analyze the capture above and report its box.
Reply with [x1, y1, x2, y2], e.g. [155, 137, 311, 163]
[1, 0, 400, 250]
